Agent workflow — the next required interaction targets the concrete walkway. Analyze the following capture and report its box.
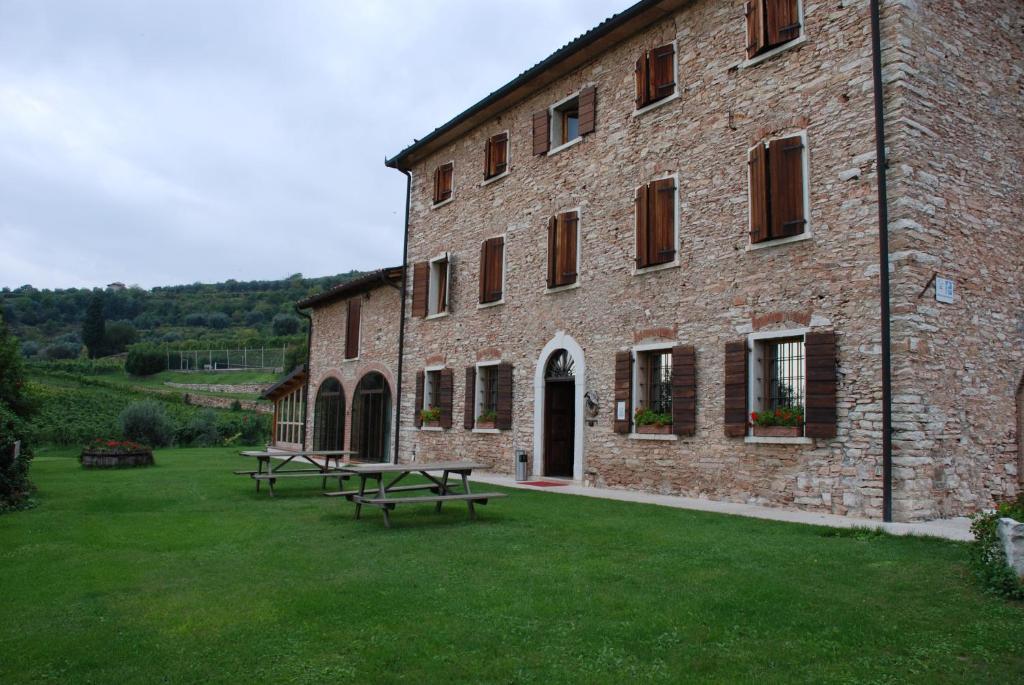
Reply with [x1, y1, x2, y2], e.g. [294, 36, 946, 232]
[471, 473, 974, 542]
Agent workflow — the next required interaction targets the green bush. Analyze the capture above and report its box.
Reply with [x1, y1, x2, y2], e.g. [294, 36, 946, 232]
[969, 493, 1024, 600]
[125, 343, 166, 376]
[41, 342, 81, 360]
[119, 400, 174, 447]
[216, 411, 269, 445]
[180, 409, 220, 447]
[271, 313, 300, 336]
[0, 320, 36, 511]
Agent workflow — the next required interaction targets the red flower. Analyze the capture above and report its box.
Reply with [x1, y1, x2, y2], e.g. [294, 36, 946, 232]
[750, 412, 759, 421]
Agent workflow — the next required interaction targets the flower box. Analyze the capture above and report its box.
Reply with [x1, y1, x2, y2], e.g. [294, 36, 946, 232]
[752, 425, 803, 438]
[80, 446, 154, 468]
[637, 424, 672, 435]
[422, 420, 440, 429]
[475, 419, 496, 430]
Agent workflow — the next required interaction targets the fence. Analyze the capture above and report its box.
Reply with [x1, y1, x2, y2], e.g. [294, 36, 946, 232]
[168, 346, 288, 373]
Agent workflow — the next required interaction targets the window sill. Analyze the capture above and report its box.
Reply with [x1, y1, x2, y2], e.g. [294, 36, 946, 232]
[744, 436, 813, 445]
[745, 232, 811, 252]
[430, 197, 453, 210]
[547, 137, 583, 156]
[343, 356, 359, 363]
[628, 432, 678, 441]
[732, 35, 807, 71]
[632, 91, 679, 118]
[544, 282, 580, 295]
[477, 299, 504, 310]
[471, 428, 500, 434]
[420, 426, 444, 432]
[632, 259, 679, 277]
[481, 170, 510, 187]
[425, 311, 449, 321]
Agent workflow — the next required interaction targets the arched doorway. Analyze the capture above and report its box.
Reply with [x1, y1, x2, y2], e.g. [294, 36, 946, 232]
[351, 372, 392, 463]
[312, 378, 344, 451]
[543, 349, 576, 478]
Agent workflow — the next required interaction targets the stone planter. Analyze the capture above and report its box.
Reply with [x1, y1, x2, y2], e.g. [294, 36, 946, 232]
[475, 419, 496, 430]
[637, 424, 672, 435]
[752, 425, 803, 438]
[80, 449, 155, 469]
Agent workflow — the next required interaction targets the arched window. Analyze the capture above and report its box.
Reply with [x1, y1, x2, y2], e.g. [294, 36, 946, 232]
[545, 349, 575, 380]
[312, 378, 344, 451]
[351, 372, 392, 462]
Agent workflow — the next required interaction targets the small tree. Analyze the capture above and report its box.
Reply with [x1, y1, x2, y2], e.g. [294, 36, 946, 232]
[0, 319, 36, 511]
[103, 320, 138, 354]
[271, 313, 301, 336]
[81, 292, 106, 358]
[118, 400, 174, 447]
[125, 343, 166, 376]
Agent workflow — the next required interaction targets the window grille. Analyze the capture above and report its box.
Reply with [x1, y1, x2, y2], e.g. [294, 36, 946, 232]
[764, 338, 805, 410]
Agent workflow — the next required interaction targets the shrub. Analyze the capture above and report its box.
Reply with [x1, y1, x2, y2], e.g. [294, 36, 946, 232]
[41, 342, 81, 360]
[125, 343, 166, 376]
[0, 320, 36, 511]
[180, 409, 220, 447]
[20, 341, 40, 358]
[207, 312, 230, 329]
[271, 313, 300, 336]
[118, 400, 174, 447]
[230, 399, 242, 411]
[104, 320, 139, 354]
[183, 312, 207, 327]
[969, 493, 1024, 600]
[216, 411, 269, 445]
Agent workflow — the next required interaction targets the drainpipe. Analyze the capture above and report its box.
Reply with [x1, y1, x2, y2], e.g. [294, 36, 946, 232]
[870, 0, 893, 522]
[392, 168, 412, 464]
[294, 303, 313, 451]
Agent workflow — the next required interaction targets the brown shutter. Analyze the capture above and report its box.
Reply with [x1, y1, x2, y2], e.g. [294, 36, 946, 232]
[484, 136, 492, 179]
[635, 184, 650, 268]
[411, 261, 429, 318]
[439, 368, 454, 429]
[489, 237, 504, 301]
[434, 163, 452, 203]
[546, 215, 557, 288]
[634, 53, 649, 109]
[649, 44, 675, 102]
[671, 345, 696, 436]
[432, 166, 441, 204]
[479, 240, 488, 303]
[724, 340, 748, 437]
[435, 258, 448, 313]
[769, 135, 806, 239]
[464, 366, 476, 430]
[748, 143, 770, 244]
[344, 297, 360, 359]
[414, 371, 425, 428]
[532, 110, 550, 155]
[489, 133, 508, 176]
[766, 0, 801, 48]
[745, 0, 766, 59]
[578, 86, 596, 135]
[559, 211, 578, 286]
[650, 178, 676, 265]
[495, 362, 513, 430]
[614, 351, 633, 434]
[804, 331, 837, 438]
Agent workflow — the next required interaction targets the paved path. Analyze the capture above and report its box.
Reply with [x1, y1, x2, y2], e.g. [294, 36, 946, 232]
[471, 473, 973, 542]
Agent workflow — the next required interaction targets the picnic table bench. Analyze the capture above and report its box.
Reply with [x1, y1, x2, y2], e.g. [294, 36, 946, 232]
[237, 450, 356, 497]
[337, 461, 506, 528]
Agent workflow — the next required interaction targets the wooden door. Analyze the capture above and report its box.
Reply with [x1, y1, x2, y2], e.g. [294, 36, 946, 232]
[544, 381, 575, 477]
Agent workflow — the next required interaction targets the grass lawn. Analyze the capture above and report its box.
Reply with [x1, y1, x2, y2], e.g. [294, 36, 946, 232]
[2, 448, 1022, 684]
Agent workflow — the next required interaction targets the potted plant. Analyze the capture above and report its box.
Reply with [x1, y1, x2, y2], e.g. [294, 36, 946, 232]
[419, 406, 441, 428]
[80, 438, 155, 468]
[476, 409, 498, 430]
[634, 407, 672, 434]
[750, 406, 804, 437]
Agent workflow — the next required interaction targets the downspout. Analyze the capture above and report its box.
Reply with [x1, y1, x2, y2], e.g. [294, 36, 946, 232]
[869, 0, 893, 522]
[392, 168, 412, 463]
[294, 303, 313, 451]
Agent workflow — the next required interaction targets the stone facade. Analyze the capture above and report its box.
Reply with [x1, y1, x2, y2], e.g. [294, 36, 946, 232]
[384, 0, 1022, 521]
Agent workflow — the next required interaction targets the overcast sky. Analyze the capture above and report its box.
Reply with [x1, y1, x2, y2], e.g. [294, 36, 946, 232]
[0, 0, 627, 290]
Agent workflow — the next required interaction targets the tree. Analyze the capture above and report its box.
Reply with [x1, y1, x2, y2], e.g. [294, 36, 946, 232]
[271, 313, 300, 336]
[0, 319, 36, 510]
[103, 321, 139, 354]
[81, 292, 106, 358]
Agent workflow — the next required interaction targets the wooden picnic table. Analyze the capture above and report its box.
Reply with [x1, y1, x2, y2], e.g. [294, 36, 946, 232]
[236, 450, 356, 497]
[333, 461, 507, 527]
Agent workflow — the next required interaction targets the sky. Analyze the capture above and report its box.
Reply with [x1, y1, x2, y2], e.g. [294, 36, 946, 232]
[0, 0, 628, 290]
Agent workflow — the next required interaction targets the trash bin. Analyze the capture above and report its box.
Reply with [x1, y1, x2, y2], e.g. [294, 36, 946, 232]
[515, 449, 528, 481]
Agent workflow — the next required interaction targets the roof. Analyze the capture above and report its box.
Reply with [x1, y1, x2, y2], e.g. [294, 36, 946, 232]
[385, 0, 689, 170]
[261, 364, 308, 401]
[295, 266, 403, 309]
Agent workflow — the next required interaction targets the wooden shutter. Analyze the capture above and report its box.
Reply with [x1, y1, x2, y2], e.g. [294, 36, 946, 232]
[344, 297, 360, 359]
[804, 331, 837, 438]
[532, 110, 550, 155]
[414, 371, 424, 428]
[769, 135, 806, 239]
[411, 261, 429, 318]
[766, 0, 800, 48]
[649, 44, 675, 102]
[634, 53, 649, 109]
[484, 136, 492, 179]
[558, 211, 578, 286]
[495, 362, 513, 430]
[671, 345, 696, 436]
[748, 143, 770, 244]
[578, 86, 596, 135]
[614, 351, 632, 434]
[635, 184, 650, 268]
[486, 133, 508, 178]
[745, 0, 766, 59]
[439, 368, 454, 429]
[546, 216, 557, 288]
[650, 178, 676, 266]
[463, 366, 476, 430]
[480, 237, 503, 303]
[433, 166, 441, 204]
[724, 340, 748, 437]
[433, 163, 452, 203]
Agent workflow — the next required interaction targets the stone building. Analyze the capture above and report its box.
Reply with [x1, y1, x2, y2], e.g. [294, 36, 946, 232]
[380, 0, 1022, 522]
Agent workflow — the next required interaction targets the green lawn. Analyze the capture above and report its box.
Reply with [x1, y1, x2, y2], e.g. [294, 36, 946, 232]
[2, 448, 1021, 684]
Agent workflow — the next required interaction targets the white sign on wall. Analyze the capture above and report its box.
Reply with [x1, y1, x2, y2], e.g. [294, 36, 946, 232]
[935, 276, 955, 304]
[616, 401, 627, 421]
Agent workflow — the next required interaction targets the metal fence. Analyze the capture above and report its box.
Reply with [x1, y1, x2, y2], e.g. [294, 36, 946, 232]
[168, 346, 288, 373]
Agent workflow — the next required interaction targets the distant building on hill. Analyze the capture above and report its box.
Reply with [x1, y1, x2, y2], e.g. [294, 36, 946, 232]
[106, 282, 126, 291]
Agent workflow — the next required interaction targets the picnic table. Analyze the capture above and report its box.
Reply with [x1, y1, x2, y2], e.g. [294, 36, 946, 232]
[329, 461, 506, 528]
[236, 450, 355, 497]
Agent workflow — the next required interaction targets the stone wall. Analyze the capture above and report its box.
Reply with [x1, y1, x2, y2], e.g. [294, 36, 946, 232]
[166, 382, 268, 394]
[182, 394, 272, 414]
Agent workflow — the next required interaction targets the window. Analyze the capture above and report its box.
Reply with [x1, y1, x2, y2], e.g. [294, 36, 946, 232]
[547, 211, 578, 289]
[635, 177, 677, 269]
[433, 162, 453, 205]
[344, 297, 360, 360]
[635, 349, 673, 418]
[634, 43, 676, 110]
[274, 386, 304, 445]
[423, 369, 441, 411]
[417, 367, 453, 429]
[748, 133, 808, 244]
[756, 338, 805, 413]
[479, 237, 504, 305]
[553, 99, 579, 147]
[428, 254, 449, 316]
[746, 0, 803, 60]
[532, 87, 595, 156]
[484, 132, 508, 179]
[476, 364, 498, 420]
